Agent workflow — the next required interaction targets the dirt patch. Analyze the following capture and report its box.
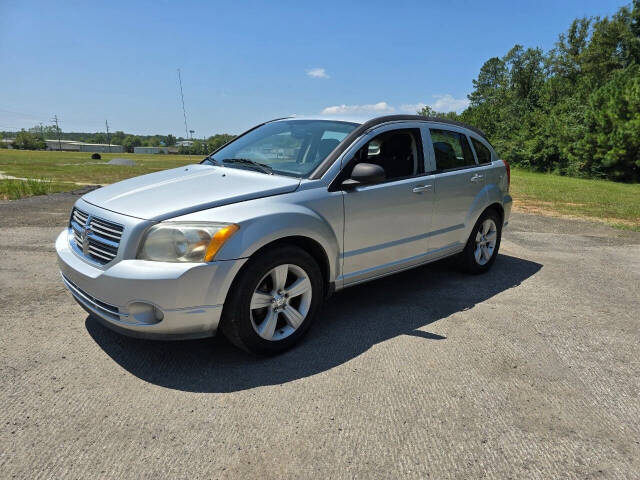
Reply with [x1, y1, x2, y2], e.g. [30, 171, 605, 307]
[513, 199, 638, 230]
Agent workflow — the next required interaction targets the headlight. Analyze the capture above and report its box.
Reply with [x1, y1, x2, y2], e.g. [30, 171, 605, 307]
[138, 223, 239, 263]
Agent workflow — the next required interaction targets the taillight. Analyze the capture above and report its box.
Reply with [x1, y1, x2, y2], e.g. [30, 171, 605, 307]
[502, 159, 511, 188]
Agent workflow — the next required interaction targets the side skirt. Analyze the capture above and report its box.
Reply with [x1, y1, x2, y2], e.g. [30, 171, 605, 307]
[335, 243, 463, 291]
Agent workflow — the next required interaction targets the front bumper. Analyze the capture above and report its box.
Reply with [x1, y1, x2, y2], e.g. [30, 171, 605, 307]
[56, 229, 246, 340]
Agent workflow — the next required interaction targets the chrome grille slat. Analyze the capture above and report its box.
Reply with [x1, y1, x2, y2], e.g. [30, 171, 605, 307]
[86, 247, 113, 262]
[91, 217, 123, 231]
[73, 211, 88, 225]
[88, 233, 119, 248]
[87, 242, 117, 257]
[88, 225, 121, 240]
[69, 207, 124, 265]
[74, 209, 88, 220]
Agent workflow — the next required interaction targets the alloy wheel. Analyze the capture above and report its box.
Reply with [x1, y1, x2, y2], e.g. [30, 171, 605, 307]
[474, 218, 497, 266]
[249, 264, 312, 341]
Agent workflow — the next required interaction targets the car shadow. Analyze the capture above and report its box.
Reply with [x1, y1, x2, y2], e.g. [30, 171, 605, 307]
[86, 254, 542, 393]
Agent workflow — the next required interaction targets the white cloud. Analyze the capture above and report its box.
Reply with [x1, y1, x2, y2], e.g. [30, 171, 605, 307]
[321, 102, 395, 115]
[430, 94, 470, 113]
[401, 95, 471, 114]
[306, 68, 329, 79]
[322, 95, 469, 117]
[399, 102, 428, 113]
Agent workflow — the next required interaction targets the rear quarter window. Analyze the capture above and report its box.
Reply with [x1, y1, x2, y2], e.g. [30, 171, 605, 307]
[471, 138, 492, 164]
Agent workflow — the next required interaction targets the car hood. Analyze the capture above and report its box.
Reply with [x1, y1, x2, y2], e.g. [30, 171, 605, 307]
[81, 164, 301, 220]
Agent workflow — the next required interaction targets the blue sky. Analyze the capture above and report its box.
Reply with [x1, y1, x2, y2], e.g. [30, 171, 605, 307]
[0, 0, 627, 136]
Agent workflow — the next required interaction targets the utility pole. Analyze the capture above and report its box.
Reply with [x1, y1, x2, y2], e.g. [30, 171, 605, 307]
[105, 120, 111, 153]
[177, 68, 191, 161]
[52, 115, 62, 151]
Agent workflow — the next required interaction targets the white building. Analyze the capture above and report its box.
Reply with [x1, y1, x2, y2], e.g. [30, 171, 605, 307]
[134, 146, 170, 154]
[45, 139, 124, 153]
[46, 139, 80, 151]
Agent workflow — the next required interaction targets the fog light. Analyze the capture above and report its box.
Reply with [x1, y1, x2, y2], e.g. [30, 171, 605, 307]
[154, 306, 164, 322]
[127, 302, 163, 325]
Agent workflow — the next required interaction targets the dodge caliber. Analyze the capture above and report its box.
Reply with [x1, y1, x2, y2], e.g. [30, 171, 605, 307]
[56, 115, 512, 354]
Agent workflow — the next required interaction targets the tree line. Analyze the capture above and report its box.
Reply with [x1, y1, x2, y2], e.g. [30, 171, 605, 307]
[420, 1, 640, 182]
[4, 2, 638, 180]
[1, 127, 236, 155]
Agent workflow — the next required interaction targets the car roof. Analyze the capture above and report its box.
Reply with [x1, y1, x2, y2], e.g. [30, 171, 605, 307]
[274, 114, 488, 141]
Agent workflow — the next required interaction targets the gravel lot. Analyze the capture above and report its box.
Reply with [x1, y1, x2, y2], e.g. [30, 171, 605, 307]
[1, 191, 639, 479]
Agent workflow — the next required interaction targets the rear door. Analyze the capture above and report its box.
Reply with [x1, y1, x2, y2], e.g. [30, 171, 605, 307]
[426, 127, 486, 254]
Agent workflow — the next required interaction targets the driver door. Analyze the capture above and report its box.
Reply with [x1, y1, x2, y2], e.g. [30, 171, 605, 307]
[339, 126, 435, 286]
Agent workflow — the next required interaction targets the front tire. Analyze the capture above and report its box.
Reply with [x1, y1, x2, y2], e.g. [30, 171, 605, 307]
[220, 245, 323, 355]
[458, 209, 502, 274]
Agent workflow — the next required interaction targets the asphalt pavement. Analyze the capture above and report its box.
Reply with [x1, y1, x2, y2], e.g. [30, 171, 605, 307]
[1, 191, 639, 479]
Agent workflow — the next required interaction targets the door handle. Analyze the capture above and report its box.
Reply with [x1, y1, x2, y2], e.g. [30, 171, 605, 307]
[470, 174, 484, 182]
[412, 184, 433, 193]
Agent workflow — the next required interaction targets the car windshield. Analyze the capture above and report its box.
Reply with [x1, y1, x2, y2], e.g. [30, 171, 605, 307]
[203, 120, 358, 177]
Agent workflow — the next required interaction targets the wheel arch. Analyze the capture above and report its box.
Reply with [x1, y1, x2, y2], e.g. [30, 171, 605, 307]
[249, 236, 332, 297]
[221, 235, 334, 308]
[484, 202, 504, 225]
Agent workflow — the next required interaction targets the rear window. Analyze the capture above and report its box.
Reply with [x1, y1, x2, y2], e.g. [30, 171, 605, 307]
[471, 138, 492, 164]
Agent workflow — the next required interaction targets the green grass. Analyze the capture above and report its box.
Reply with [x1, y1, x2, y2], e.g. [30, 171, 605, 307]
[0, 149, 193, 185]
[0, 178, 75, 200]
[510, 167, 640, 231]
[1, 150, 638, 230]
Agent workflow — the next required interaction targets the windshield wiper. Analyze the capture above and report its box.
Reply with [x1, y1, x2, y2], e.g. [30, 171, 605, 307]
[201, 155, 221, 166]
[221, 158, 273, 175]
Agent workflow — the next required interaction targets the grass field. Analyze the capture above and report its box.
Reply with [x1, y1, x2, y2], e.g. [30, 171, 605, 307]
[0, 149, 193, 185]
[509, 168, 640, 230]
[1, 149, 638, 230]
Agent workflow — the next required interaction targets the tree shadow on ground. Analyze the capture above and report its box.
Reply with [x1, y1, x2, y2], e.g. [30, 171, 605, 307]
[86, 254, 542, 393]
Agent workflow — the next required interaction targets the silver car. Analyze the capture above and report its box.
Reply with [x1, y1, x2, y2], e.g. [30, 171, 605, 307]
[56, 115, 512, 354]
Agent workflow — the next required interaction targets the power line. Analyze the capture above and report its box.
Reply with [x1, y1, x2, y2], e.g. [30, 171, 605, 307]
[0, 108, 49, 122]
[1, 107, 113, 129]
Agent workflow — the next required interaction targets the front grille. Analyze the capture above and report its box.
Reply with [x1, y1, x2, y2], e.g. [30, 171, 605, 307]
[61, 274, 121, 319]
[69, 207, 124, 265]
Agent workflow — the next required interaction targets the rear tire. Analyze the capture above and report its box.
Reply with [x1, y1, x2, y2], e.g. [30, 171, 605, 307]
[220, 245, 323, 355]
[458, 209, 502, 274]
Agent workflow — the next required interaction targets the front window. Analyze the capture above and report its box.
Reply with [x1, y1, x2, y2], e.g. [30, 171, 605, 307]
[203, 120, 358, 177]
[348, 128, 423, 180]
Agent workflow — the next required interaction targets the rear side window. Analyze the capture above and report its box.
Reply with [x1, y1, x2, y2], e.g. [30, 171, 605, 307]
[471, 137, 492, 164]
[430, 129, 475, 170]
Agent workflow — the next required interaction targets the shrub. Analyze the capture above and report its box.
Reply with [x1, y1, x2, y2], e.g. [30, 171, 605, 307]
[91, 153, 101, 160]
[13, 130, 46, 150]
[0, 178, 54, 199]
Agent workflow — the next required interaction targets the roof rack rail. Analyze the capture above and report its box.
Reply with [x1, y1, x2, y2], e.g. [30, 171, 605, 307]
[362, 115, 488, 140]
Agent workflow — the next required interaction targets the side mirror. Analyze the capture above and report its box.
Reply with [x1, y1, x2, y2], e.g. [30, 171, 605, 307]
[341, 163, 386, 190]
